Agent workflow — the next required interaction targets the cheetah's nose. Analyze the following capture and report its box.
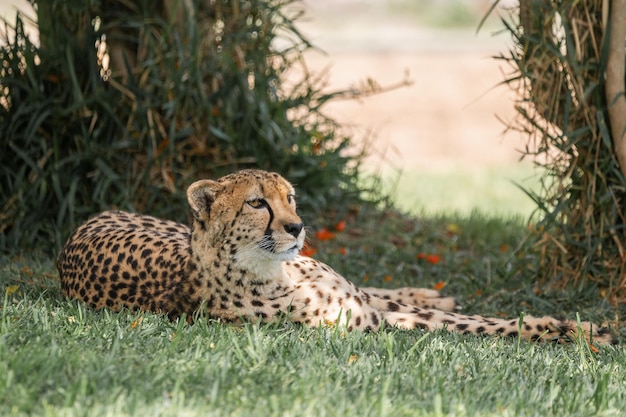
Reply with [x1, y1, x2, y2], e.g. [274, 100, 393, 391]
[284, 222, 304, 238]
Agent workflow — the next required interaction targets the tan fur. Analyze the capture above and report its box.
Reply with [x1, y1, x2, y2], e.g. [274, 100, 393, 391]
[57, 169, 616, 345]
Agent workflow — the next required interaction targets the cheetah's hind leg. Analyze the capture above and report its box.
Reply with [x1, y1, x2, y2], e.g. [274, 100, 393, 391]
[360, 287, 457, 311]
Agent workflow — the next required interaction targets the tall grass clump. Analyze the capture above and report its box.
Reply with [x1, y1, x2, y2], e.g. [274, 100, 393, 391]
[495, 0, 626, 302]
[0, 0, 372, 255]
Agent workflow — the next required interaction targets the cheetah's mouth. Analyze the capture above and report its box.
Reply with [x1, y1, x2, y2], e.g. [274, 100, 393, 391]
[273, 243, 300, 255]
[268, 243, 301, 260]
[255, 234, 303, 260]
[286, 244, 301, 253]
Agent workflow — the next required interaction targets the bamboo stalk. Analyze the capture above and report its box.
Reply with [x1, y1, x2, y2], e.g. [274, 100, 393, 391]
[605, 0, 626, 177]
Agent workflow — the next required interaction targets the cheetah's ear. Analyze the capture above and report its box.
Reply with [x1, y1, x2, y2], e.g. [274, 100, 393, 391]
[187, 180, 222, 219]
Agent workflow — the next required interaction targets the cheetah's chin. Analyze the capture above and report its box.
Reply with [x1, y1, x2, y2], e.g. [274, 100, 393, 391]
[268, 245, 300, 261]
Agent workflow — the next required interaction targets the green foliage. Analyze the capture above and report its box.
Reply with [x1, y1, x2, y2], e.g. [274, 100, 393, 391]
[0, 0, 370, 255]
[494, 1, 626, 299]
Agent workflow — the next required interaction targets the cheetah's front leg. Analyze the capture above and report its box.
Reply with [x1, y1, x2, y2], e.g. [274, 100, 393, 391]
[360, 287, 457, 311]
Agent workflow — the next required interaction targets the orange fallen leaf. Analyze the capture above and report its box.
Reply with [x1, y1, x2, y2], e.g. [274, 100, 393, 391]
[433, 281, 446, 291]
[335, 220, 346, 232]
[156, 137, 170, 155]
[427, 254, 441, 264]
[315, 228, 336, 241]
[337, 246, 347, 256]
[300, 244, 317, 257]
[130, 317, 142, 329]
[384, 275, 392, 282]
[500, 244, 509, 253]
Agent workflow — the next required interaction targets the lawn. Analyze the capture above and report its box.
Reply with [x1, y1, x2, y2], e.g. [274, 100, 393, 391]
[1, 203, 625, 417]
[378, 165, 542, 219]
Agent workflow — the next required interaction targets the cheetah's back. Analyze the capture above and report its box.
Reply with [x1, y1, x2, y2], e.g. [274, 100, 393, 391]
[57, 211, 191, 314]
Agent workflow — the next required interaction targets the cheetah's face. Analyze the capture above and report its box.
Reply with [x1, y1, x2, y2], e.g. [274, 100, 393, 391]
[187, 170, 305, 262]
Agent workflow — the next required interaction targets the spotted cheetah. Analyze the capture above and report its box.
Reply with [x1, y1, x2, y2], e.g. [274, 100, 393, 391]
[57, 169, 616, 345]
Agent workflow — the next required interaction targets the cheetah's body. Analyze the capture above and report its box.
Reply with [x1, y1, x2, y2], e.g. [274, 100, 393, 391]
[57, 170, 616, 344]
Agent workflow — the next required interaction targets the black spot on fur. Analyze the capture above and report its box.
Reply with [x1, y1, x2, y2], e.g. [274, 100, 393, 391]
[418, 311, 434, 321]
[387, 301, 400, 312]
[370, 312, 379, 327]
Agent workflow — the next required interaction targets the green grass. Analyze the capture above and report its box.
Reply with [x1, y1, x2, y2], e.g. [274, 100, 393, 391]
[1, 206, 625, 417]
[379, 166, 541, 219]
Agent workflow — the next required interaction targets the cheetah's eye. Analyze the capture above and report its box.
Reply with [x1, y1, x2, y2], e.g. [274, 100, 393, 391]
[247, 198, 267, 209]
[287, 194, 295, 205]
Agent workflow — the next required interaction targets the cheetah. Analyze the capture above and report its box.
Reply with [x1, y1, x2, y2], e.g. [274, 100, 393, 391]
[57, 169, 617, 345]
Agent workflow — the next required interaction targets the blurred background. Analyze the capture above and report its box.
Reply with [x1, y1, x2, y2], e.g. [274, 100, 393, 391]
[1, 0, 536, 217]
[296, 0, 535, 217]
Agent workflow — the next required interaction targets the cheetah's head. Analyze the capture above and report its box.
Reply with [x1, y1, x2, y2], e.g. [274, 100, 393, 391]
[186, 170, 305, 265]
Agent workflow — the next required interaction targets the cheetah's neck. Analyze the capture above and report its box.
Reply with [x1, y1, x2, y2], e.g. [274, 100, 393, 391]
[182, 230, 289, 318]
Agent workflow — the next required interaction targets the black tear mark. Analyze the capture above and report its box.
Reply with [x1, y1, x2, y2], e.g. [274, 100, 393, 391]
[264, 201, 275, 236]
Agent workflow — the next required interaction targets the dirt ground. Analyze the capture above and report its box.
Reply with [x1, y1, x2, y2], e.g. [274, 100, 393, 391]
[297, 2, 525, 174]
